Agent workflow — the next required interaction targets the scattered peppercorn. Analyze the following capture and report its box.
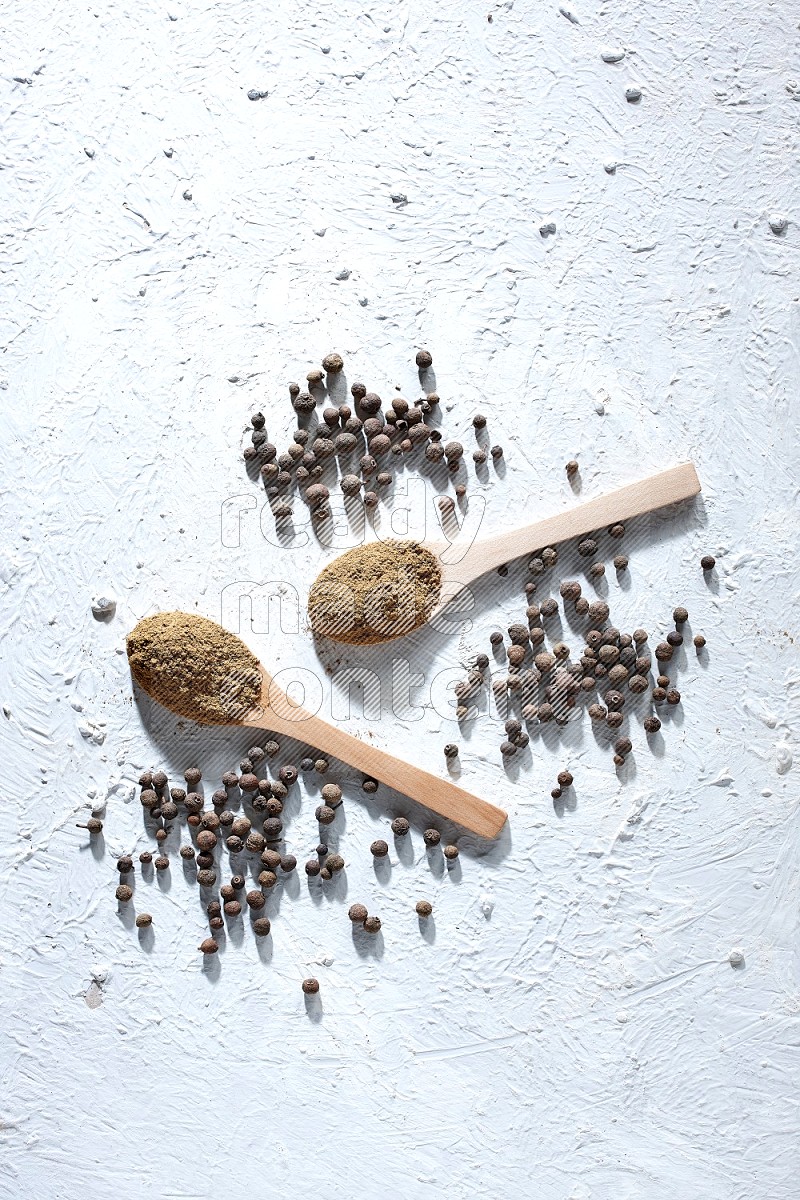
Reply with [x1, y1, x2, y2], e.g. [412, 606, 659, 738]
[76, 817, 104, 834]
[644, 716, 661, 733]
[115, 884, 133, 902]
[370, 839, 389, 858]
[565, 460, 579, 476]
[184, 767, 201, 787]
[443, 844, 459, 861]
[196, 869, 217, 887]
[135, 913, 152, 928]
[245, 889, 265, 910]
[608, 524, 625, 539]
[139, 851, 153, 865]
[362, 777, 378, 794]
[327, 853, 345, 873]
[613, 555, 629, 571]
[224, 900, 242, 917]
[701, 555, 716, 571]
[423, 828, 441, 847]
[258, 870, 277, 888]
[490, 445, 503, 459]
[302, 977, 320, 995]
[416, 900, 433, 918]
[199, 937, 219, 955]
[253, 917, 271, 936]
[666, 688, 681, 705]
[363, 915, 382, 933]
[557, 770, 574, 788]
[673, 606, 688, 625]
[391, 817, 410, 836]
[305, 858, 321, 877]
[179, 845, 196, 861]
[578, 538, 598, 558]
[315, 805, 336, 826]
[693, 634, 706, 649]
[155, 856, 170, 871]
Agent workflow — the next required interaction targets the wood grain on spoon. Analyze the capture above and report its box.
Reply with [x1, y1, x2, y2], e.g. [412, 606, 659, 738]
[244, 668, 507, 839]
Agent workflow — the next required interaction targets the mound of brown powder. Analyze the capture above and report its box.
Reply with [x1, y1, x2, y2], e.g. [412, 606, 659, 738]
[308, 540, 442, 645]
[126, 612, 262, 724]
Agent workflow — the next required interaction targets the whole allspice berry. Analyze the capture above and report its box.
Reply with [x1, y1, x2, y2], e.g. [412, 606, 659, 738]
[500, 741, 517, 757]
[589, 562, 605, 578]
[416, 900, 433, 918]
[652, 687, 667, 703]
[184, 767, 202, 787]
[224, 900, 242, 917]
[179, 844, 196, 861]
[220, 883, 236, 901]
[613, 555, 629, 571]
[370, 839, 389, 858]
[444, 742, 459, 758]
[135, 913, 152, 928]
[490, 445, 503, 460]
[673, 606, 689, 625]
[281, 855, 297, 873]
[701, 554, 716, 571]
[246, 889, 265, 910]
[196, 869, 216, 887]
[606, 712, 624, 730]
[305, 858, 321, 877]
[322, 352, 344, 373]
[261, 849, 282, 870]
[655, 642, 674, 662]
[423, 828, 441, 847]
[443, 844, 459, 861]
[115, 884, 133, 902]
[363, 915, 382, 934]
[614, 737, 632, 757]
[77, 816, 104, 834]
[139, 851, 153, 865]
[155, 856, 170, 872]
[196, 852, 214, 870]
[608, 524, 625, 539]
[152, 771, 168, 791]
[415, 349, 433, 369]
[116, 855, 134, 874]
[199, 938, 219, 955]
[666, 688, 681, 705]
[316, 805, 336, 826]
[327, 853, 345, 873]
[578, 538, 598, 558]
[391, 817, 410, 836]
[349, 903, 369, 923]
[362, 777, 378, 794]
[644, 716, 661, 733]
[319, 867, 332, 881]
[209, 915, 224, 930]
[557, 770, 574, 788]
[302, 977, 320, 994]
[693, 634, 706, 649]
[321, 783, 342, 806]
[565, 460, 579, 476]
[258, 871, 277, 888]
[196, 830, 217, 852]
[253, 917, 271, 936]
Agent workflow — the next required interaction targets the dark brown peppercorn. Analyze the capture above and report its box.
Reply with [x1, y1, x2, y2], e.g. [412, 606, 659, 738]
[667, 631, 683, 647]
[76, 817, 104, 834]
[538, 702, 554, 722]
[140, 789, 158, 810]
[644, 716, 661, 733]
[245, 889, 265, 910]
[195, 852, 214, 869]
[423, 828, 441, 847]
[370, 839, 389, 858]
[199, 810, 220, 831]
[239, 773, 259, 793]
[155, 828, 168, 844]
[415, 349, 433, 369]
[362, 777, 378, 794]
[135, 913, 152, 929]
[500, 740, 517, 757]
[540, 598, 558, 618]
[224, 900, 242, 917]
[578, 538, 597, 558]
[196, 830, 217, 852]
[557, 770, 574, 787]
[551, 787, 562, 800]
[363, 915, 382, 933]
[608, 524, 625, 538]
[565, 460, 579, 475]
[490, 445, 503, 459]
[196, 868, 216, 886]
[588, 601, 610, 624]
[209, 915, 224, 930]
[139, 851, 153, 865]
[220, 883, 236, 901]
[211, 789, 228, 807]
[319, 867, 332, 880]
[613, 555, 629, 571]
[701, 555, 716, 571]
[316, 805, 336, 826]
[261, 849, 282, 870]
[155, 856, 170, 872]
[139, 771, 153, 788]
[262, 818, 283, 841]
[246, 831, 266, 853]
[693, 634, 706, 648]
[652, 687, 667, 703]
[207, 900, 222, 917]
[673, 606, 689, 625]
[655, 642, 673, 662]
[606, 690, 625, 711]
[280, 855, 297, 873]
[115, 884, 133, 902]
[575, 597, 590, 615]
[443, 844, 459, 861]
[629, 675, 648, 694]
[588, 703, 607, 720]
[633, 629, 648, 644]
[258, 870, 277, 888]
[560, 580, 582, 602]
[589, 562, 605, 578]
[321, 783, 342, 806]
[302, 977, 320, 994]
[116, 855, 133, 874]
[327, 853, 344, 873]
[152, 771, 168, 791]
[199, 937, 219, 955]
[606, 712, 624, 729]
[305, 858, 321, 877]
[253, 917, 271, 936]
[179, 844, 196, 861]
[614, 737, 632, 756]
[416, 900, 433, 918]
[391, 817, 410, 837]
[226, 836, 243, 854]
[184, 767, 201, 787]
[490, 631, 504, 647]
[666, 688, 681, 705]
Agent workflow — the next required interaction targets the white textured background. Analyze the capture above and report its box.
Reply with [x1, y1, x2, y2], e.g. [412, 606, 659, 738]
[2, 2, 799, 1197]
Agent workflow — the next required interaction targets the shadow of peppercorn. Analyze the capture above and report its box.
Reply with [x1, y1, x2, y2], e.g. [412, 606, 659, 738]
[445, 858, 463, 884]
[419, 915, 436, 944]
[394, 833, 415, 867]
[372, 855, 391, 886]
[225, 912, 245, 948]
[427, 849, 445, 880]
[256, 933, 273, 964]
[117, 900, 136, 930]
[156, 868, 172, 893]
[85, 832, 105, 862]
[201, 954, 221, 983]
[645, 729, 666, 758]
[307, 877, 324, 907]
[137, 925, 154, 953]
[304, 992, 324, 1022]
[351, 925, 384, 960]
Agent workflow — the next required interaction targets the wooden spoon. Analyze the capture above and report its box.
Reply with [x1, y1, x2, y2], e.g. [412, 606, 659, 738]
[311, 462, 701, 643]
[134, 654, 507, 840]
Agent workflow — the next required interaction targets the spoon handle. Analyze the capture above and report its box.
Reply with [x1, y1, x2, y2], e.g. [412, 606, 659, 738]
[449, 462, 701, 583]
[245, 695, 507, 839]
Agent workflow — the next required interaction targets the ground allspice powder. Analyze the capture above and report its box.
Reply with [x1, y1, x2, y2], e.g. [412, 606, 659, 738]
[308, 540, 442, 645]
[126, 612, 262, 724]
